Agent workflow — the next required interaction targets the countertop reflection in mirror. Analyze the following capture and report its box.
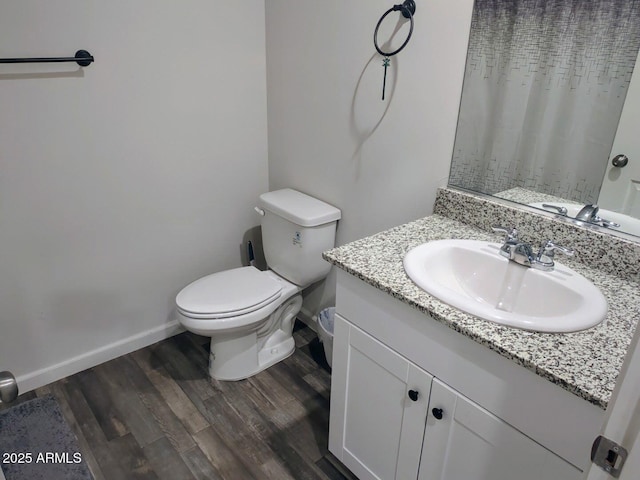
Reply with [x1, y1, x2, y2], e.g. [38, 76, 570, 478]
[495, 187, 640, 239]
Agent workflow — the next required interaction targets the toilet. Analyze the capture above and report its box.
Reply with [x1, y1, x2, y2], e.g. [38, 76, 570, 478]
[176, 188, 341, 380]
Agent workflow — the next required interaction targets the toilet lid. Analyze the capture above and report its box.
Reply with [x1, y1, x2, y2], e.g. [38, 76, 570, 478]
[176, 266, 282, 317]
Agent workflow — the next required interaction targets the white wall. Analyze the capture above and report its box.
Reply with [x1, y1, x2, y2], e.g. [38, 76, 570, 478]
[0, 1, 268, 392]
[265, 0, 474, 315]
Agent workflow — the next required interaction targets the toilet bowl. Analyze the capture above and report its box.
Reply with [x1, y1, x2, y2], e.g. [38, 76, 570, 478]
[176, 188, 341, 381]
[177, 267, 302, 380]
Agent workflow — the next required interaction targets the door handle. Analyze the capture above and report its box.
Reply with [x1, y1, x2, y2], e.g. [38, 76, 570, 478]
[0, 371, 18, 403]
[612, 154, 629, 168]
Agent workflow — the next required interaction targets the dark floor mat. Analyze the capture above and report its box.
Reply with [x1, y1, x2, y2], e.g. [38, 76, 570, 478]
[0, 394, 92, 480]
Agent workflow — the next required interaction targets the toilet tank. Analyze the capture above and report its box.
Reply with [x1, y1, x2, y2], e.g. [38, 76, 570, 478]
[258, 189, 341, 287]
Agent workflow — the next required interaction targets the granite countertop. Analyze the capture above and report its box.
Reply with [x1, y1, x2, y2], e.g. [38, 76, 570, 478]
[493, 187, 581, 206]
[323, 214, 640, 409]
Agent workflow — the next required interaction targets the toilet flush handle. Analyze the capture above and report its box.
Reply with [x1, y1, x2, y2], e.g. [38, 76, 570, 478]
[254, 206, 265, 216]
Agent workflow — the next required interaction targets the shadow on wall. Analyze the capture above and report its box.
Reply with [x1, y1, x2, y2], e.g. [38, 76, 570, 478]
[240, 226, 267, 271]
[350, 52, 397, 164]
[349, 12, 411, 172]
[0, 65, 86, 81]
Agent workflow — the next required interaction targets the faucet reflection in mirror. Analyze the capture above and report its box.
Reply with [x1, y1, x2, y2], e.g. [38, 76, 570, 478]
[449, 0, 640, 204]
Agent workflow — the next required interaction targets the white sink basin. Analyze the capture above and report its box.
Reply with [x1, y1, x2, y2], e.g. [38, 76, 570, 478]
[529, 202, 640, 237]
[403, 239, 607, 332]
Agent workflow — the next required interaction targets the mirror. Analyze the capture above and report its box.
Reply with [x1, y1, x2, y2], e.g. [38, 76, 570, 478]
[448, 0, 640, 238]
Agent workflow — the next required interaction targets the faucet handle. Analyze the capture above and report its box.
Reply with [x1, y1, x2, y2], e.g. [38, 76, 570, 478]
[532, 240, 574, 271]
[537, 240, 574, 259]
[541, 204, 568, 215]
[492, 226, 518, 243]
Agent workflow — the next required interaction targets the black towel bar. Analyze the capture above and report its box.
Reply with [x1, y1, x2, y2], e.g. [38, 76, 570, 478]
[0, 50, 94, 67]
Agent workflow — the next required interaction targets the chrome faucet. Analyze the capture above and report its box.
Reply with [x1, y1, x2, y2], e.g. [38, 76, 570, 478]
[492, 227, 532, 266]
[542, 203, 621, 229]
[492, 226, 574, 271]
[575, 204, 621, 229]
[575, 204, 600, 222]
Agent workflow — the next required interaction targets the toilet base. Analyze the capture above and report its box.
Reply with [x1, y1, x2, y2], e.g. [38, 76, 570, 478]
[208, 335, 295, 381]
[207, 294, 303, 380]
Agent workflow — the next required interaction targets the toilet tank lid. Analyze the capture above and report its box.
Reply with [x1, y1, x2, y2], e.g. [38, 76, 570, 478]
[259, 189, 341, 227]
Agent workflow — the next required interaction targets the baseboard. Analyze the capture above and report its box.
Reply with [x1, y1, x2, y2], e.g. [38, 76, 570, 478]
[16, 321, 184, 394]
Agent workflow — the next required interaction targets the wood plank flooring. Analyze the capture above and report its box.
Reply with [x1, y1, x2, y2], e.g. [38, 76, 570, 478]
[1, 322, 358, 480]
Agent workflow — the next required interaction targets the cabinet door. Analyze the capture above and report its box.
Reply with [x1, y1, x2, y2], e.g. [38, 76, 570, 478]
[418, 378, 582, 480]
[329, 316, 433, 480]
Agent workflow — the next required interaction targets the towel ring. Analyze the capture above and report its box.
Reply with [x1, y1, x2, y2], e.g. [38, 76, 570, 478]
[374, 0, 416, 57]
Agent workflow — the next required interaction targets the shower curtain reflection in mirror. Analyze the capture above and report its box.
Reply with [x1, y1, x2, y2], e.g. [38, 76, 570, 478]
[449, 0, 640, 204]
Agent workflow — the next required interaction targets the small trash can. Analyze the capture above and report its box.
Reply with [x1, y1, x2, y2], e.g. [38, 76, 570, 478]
[317, 307, 335, 368]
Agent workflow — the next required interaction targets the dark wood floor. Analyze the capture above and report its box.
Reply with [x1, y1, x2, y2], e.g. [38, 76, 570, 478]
[2, 322, 357, 480]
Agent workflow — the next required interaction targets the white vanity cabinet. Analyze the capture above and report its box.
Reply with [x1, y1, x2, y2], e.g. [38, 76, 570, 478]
[329, 271, 604, 480]
[419, 378, 579, 480]
[329, 316, 433, 480]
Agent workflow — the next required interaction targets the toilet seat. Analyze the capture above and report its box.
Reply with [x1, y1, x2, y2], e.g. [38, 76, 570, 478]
[176, 266, 283, 319]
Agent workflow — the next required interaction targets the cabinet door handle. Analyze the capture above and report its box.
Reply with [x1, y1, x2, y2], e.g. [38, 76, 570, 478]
[432, 408, 443, 420]
[408, 389, 419, 401]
